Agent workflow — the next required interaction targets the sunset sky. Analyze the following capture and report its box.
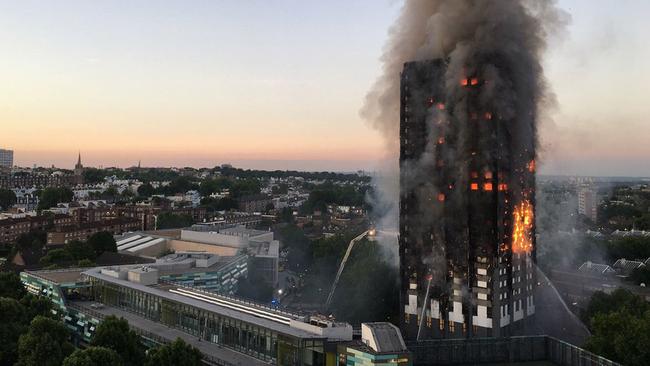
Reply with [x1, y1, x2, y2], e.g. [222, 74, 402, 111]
[1, 0, 648, 176]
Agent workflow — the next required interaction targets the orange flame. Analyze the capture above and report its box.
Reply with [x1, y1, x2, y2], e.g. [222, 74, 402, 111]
[527, 159, 536, 173]
[512, 200, 534, 254]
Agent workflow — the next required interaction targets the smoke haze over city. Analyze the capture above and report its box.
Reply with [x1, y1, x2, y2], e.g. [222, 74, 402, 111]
[0, 1, 649, 176]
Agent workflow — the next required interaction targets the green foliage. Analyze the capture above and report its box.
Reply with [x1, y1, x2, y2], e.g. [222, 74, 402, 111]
[14, 230, 47, 252]
[312, 233, 354, 270]
[17, 316, 74, 366]
[331, 240, 399, 324]
[137, 183, 155, 197]
[0, 298, 28, 365]
[584, 309, 650, 366]
[198, 178, 232, 196]
[78, 259, 95, 267]
[87, 232, 117, 256]
[39, 248, 73, 267]
[271, 183, 289, 195]
[582, 289, 650, 327]
[63, 347, 124, 366]
[83, 168, 109, 184]
[606, 237, 650, 261]
[156, 212, 194, 229]
[153, 176, 198, 195]
[90, 316, 145, 366]
[144, 338, 202, 366]
[0, 271, 27, 299]
[200, 197, 238, 212]
[583, 289, 650, 365]
[65, 240, 96, 261]
[0, 188, 17, 210]
[37, 187, 74, 211]
[278, 207, 294, 223]
[229, 179, 261, 199]
[19, 294, 54, 321]
[215, 166, 370, 183]
[301, 183, 367, 214]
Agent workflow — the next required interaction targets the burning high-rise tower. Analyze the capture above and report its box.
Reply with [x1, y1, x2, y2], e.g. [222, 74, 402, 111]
[398, 58, 537, 339]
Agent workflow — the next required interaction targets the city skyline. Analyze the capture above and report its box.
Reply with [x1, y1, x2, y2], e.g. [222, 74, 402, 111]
[1, 0, 649, 176]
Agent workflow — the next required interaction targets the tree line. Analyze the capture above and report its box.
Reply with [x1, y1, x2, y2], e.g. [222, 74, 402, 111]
[0, 271, 203, 366]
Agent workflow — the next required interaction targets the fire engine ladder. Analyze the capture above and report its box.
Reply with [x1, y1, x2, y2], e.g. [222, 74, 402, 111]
[324, 230, 369, 311]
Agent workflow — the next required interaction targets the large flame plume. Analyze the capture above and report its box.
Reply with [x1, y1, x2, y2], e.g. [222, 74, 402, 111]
[512, 200, 534, 254]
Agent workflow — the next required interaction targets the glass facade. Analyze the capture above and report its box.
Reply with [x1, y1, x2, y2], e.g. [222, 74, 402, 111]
[88, 277, 325, 365]
[158, 255, 247, 294]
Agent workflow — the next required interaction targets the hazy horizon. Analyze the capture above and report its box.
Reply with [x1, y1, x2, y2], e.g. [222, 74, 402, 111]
[2, 0, 649, 177]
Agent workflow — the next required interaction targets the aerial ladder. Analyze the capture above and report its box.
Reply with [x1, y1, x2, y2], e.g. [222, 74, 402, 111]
[323, 228, 376, 311]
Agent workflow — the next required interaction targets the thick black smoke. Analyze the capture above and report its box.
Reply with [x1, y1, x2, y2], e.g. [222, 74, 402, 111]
[363, 0, 569, 258]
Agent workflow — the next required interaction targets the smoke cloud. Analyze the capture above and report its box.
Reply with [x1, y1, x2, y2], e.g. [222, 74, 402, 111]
[363, 0, 569, 262]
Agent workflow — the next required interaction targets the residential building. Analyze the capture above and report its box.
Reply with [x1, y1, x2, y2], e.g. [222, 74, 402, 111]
[0, 173, 80, 189]
[238, 194, 272, 213]
[0, 148, 13, 169]
[46, 217, 141, 245]
[578, 186, 598, 222]
[0, 214, 75, 246]
[399, 60, 536, 339]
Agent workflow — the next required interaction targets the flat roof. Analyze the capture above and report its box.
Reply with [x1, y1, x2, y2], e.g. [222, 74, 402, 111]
[157, 255, 246, 276]
[83, 268, 321, 339]
[26, 269, 85, 284]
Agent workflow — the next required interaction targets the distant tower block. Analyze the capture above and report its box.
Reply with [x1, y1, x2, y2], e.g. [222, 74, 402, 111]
[399, 60, 537, 340]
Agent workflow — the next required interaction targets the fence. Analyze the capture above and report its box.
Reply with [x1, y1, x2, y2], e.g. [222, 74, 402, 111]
[406, 336, 620, 366]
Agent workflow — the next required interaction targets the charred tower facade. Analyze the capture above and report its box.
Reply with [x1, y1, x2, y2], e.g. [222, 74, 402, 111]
[399, 60, 537, 340]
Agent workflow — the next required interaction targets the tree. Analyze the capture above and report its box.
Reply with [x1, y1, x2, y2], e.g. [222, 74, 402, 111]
[156, 212, 194, 229]
[83, 168, 108, 184]
[581, 289, 650, 327]
[17, 316, 74, 366]
[278, 207, 294, 223]
[198, 178, 231, 196]
[64, 240, 96, 261]
[20, 293, 54, 321]
[0, 188, 17, 210]
[87, 232, 117, 256]
[585, 309, 650, 366]
[91, 316, 145, 366]
[14, 230, 47, 252]
[63, 347, 124, 366]
[137, 183, 155, 197]
[331, 240, 399, 324]
[102, 187, 119, 202]
[78, 259, 95, 267]
[39, 248, 73, 267]
[271, 183, 289, 195]
[0, 271, 27, 299]
[0, 298, 28, 365]
[145, 338, 202, 366]
[38, 187, 74, 211]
